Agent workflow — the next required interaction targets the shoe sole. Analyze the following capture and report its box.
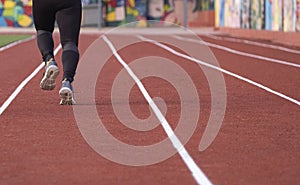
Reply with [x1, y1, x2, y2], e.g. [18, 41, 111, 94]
[59, 87, 76, 105]
[40, 65, 59, 90]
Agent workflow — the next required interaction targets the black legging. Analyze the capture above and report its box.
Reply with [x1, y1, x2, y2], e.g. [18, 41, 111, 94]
[33, 0, 82, 83]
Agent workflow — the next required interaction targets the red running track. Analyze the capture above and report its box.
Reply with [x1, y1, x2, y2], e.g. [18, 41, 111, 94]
[0, 30, 299, 185]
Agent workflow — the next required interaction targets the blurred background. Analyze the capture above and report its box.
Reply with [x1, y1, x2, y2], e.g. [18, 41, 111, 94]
[0, 0, 299, 32]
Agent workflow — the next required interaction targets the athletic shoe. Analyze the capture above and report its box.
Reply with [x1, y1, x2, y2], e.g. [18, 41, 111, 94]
[59, 79, 76, 105]
[40, 58, 59, 90]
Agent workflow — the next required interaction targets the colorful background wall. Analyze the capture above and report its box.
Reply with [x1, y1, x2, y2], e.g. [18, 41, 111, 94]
[0, 0, 208, 28]
[1, 0, 299, 33]
[102, 0, 195, 27]
[82, 0, 211, 27]
[215, 0, 300, 32]
[0, 0, 33, 27]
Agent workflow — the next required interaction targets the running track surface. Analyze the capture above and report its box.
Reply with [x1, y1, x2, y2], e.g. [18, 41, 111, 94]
[0, 29, 299, 185]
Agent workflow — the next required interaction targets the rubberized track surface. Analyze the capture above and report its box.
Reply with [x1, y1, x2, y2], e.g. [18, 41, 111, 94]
[0, 30, 299, 185]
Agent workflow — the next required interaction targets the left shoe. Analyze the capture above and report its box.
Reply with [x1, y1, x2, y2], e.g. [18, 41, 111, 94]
[59, 79, 76, 105]
[40, 58, 59, 90]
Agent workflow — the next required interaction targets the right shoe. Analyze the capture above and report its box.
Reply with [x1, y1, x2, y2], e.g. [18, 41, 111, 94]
[40, 58, 59, 90]
[59, 79, 76, 105]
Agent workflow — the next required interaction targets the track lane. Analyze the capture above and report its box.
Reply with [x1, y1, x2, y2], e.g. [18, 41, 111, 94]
[198, 35, 300, 66]
[0, 33, 198, 185]
[103, 35, 212, 185]
[204, 34, 300, 55]
[109, 34, 300, 185]
[169, 35, 300, 101]
[0, 37, 40, 106]
[0, 32, 299, 185]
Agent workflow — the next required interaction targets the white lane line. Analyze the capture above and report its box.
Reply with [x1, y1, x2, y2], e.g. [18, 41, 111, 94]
[0, 44, 62, 115]
[0, 35, 36, 52]
[103, 35, 213, 185]
[173, 35, 300, 69]
[205, 34, 300, 55]
[138, 35, 300, 106]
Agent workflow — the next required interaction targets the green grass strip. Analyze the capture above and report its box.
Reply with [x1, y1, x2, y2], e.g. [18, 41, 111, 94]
[0, 34, 32, 47]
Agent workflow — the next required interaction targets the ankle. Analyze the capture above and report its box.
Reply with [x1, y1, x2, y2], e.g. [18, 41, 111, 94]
[43, 54, 54, 62]
[62, 77, 73, 83]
